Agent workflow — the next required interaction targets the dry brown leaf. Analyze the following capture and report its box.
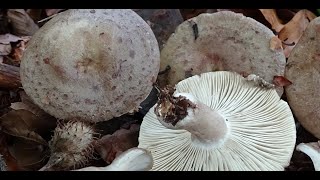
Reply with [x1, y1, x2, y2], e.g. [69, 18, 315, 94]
[10, 36, 30, 64]
[95, 124, 140, 164]
[7, 9, 39, 36]
[26, 9, 43, 22]
[0, 133, 21, 171]
[259, 9, 285, 33]
[8, 138, 48, 171]
[278, 10, 316, 58]
[12, 91, 54, 123]
[270, 36, 283, 51]
[273, 76, 292, 87]
[0, 110, 48, 146]
[45, 9, 64, 17]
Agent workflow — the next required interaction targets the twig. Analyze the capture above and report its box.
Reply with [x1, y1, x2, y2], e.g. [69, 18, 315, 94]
[37, 13, 59, 24]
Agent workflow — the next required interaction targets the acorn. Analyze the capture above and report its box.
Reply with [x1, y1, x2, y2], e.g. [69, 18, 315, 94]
[39, 120, 96, 171]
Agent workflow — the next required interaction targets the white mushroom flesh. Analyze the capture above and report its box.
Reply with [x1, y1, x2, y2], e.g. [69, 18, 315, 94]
[74, 148, 153, 171]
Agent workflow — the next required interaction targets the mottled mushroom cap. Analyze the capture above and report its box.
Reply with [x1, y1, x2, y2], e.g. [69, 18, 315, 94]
[159, 11, 286, 96]
[20, 9, 160, 122]
[139, 71, 296, 171]
[285, 17, 320, 138]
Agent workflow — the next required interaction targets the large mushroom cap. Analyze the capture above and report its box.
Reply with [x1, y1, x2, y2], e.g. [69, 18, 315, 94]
[285, 17, 320, 138]
[20, 9, 160, 122]
[159, 11, 286, 96]
[138, 71, 296, 171]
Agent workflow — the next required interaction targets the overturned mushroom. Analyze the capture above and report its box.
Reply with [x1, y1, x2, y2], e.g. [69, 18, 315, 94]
[159, 11, 286, 96]
[20, 9, 160, 122]
[75, 148, 153, 171]
[296, 141, 320, 171]
[139, 71, 296, 171]
[285, 17, 320, 139]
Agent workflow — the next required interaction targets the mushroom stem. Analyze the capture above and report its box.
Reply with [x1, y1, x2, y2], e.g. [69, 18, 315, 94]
[155, 87, 228, 147]
[74, 148, 153, 171]
[296, 141, 320, 171]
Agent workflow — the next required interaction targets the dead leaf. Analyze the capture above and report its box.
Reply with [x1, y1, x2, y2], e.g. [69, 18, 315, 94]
[8, 138, 49, 171]
[12, 91, 54, 122]
[270, 36, 283, 51]
[0, 110, 49, 146]
[273, 76, 292, 87]
[45, 9, 64, 17]
[7, 9, 39, 36]
[26, 9, 43, 22]
[278, 10, 316, 58]
[259, 9, 285, 33]
[95, 124, 140, 164]
[0, 34, 22, 44]
[9, 36, 30, 65]
[0, 44, 11, 56]
[260, 9, 316, 58]
[0, 133, 21, 171]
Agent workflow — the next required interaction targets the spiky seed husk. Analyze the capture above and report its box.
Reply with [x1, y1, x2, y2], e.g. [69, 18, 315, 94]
[42, 120, 96, 171]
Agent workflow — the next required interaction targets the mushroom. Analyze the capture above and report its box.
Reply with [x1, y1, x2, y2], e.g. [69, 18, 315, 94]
[138, 71, 296, 171]
[158, 11, 286, 96]
[20, 9, 160, 122]
[296, 141, 320, 171]
[74, 148, 153, 171]
[285, 16, 320, 139]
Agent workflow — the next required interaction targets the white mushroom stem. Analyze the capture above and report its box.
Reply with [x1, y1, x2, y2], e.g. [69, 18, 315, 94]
[74, 148, 153, 171]
[296, 141, 320, 171]
[156, 92, 229, 148]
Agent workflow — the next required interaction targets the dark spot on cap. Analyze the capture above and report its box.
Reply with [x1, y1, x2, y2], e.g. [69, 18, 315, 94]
[111, 86, 116, 90]
[112, 73, 118, 78]
[43, 58, 50, 64]
[38, 82, 42, 86]
[90, 10, 96, 13]
[310, 37, 315, 40]
[142, 67, 145, 71]
[62, 94, 68, 100]
[128, 76, 132, 81]
[118, 37, 123, 43]
[85, 99, 94, 104]
[35, 61, 40, 65]
[129, 50, 135, 59]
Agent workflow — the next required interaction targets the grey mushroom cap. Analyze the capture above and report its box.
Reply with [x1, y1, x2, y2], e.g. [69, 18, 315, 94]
[285, 17, 320, 138]
[159, 11, 286, 96]
[20, 9, 160, 122]
[138, 71, 296, 171]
